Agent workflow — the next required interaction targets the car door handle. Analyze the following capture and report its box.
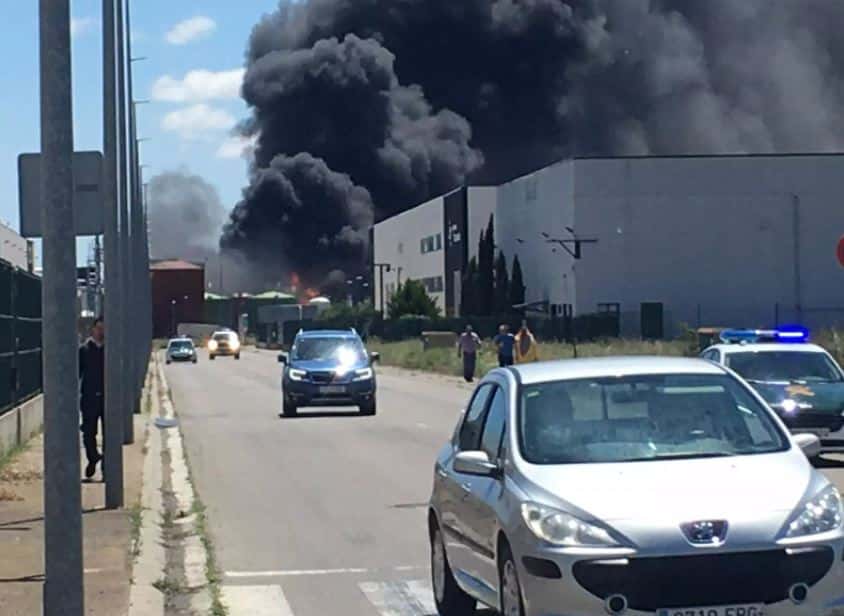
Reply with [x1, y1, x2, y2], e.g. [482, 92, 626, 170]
[460, 482, 472, 494]
[437, 468, 448, 478]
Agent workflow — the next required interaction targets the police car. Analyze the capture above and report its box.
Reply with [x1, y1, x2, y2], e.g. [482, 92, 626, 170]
[701, 327, 844, 453]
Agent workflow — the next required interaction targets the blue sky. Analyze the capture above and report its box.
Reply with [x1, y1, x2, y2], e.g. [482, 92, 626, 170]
[0, 0, 279, 263]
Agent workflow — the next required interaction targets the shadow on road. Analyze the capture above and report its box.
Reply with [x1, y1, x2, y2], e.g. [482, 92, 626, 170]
[279, 410, 371, 419]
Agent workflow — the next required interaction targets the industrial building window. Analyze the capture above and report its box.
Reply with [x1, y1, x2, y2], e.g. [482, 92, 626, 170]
[525, 178, 538, 203]
[420, 276, 444, 293]
[420, 234, 443, 254]
[398, 242, 404, 255]
[597, 303, 620, 315]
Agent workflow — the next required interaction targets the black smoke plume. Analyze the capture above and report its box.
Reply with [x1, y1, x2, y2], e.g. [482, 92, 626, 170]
[223, 0, 844, 288]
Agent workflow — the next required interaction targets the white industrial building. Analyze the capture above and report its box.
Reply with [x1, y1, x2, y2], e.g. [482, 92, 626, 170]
[373, 154, 844, 337]
[0, 222, 33, 271]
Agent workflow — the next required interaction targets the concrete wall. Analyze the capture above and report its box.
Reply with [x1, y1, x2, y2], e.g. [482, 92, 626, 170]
[573, 155, 844, 336]
[373, 196, 446, 315]
[496, 161, 577, 308]
[0, 395, 44, 460]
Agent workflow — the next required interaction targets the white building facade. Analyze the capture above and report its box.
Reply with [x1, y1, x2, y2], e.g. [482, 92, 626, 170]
[373, 154, 844, 336]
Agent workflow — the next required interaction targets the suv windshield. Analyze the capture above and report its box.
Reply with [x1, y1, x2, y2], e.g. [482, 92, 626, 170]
[519, 374, 787, 465]
[727, 351, 843, 383]
[293, 337, 365, 362]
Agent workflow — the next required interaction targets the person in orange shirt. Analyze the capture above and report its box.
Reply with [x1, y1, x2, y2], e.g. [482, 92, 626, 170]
[514, 322, 539, 364]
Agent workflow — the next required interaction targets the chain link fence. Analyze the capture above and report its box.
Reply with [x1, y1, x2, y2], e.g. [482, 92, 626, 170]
[0, 260, 42, 415]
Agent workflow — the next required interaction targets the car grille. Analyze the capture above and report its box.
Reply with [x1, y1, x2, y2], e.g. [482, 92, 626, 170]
[572, 547, 834, 610]
[309, 371, 335, 384]
[782, 412, 844, 432]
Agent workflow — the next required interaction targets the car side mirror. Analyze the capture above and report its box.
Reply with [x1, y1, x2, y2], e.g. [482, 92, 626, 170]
[278, 353, 287, 364]
[454, 451, 500, 478]
[793, 433, 821, 459]
[370, 351, 380, 363]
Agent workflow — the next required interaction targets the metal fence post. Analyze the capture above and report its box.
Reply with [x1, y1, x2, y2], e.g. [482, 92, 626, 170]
[39, 1, 84, 612]
[103, 0, 125, 509]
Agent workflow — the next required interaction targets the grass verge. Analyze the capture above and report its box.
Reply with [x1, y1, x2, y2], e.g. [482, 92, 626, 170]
[191, 497, 227, 616]
[367, 338, 690, 377]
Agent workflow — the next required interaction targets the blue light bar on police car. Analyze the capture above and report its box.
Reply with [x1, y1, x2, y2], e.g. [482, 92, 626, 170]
[719, 326, 809, 344]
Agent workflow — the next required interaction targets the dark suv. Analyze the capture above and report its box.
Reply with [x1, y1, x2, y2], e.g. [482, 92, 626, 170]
[279, 329, 379, 417]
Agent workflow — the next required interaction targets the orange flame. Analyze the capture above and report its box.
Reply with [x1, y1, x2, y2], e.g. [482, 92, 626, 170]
[304, 288, 319, 300]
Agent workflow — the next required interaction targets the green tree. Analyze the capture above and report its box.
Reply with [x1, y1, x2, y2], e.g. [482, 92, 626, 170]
[510, 254, 526, 310]
[494, 251, 510, 315]
[477, 215, 496, 315]
[461, 257, 479, 317]
[387, 279, 439, 319]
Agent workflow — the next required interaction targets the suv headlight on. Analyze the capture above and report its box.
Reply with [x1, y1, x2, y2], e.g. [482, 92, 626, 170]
[353, 367, 373, 381]
[785, 485, 843, 539]
[521, 502, 619, 547]
[288, 369, 308, 382]
[208, 340, 218, 351]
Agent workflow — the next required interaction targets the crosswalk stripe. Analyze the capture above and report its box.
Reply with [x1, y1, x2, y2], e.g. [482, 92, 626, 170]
[221, 585, 294, 616]
[359, 579, 436, 616]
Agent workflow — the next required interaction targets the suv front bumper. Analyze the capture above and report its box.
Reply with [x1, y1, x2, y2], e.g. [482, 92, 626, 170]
[283, 377, 375, 407]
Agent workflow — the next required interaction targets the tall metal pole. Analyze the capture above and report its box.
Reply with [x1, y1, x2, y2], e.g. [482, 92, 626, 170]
[116, 0, 133, 444]
[103, 0, 125, 509]
[39, 1, 84, 613]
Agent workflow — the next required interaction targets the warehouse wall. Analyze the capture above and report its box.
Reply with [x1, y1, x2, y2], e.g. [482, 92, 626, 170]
[466, 187, 498, 261]
[495, 161, 576, 309]
[573, 155, 844, 336]
[373, 196, 446, 315]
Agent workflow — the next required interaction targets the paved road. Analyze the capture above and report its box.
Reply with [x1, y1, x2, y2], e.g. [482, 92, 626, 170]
[165, 349, 844, 616]
[165, 349, 480, 616]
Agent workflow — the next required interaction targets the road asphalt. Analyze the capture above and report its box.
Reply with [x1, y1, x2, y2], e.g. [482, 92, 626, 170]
[164, 349, 844, 616]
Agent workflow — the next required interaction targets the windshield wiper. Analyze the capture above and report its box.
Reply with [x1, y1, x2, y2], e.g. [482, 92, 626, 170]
[623, 452, 734, 462]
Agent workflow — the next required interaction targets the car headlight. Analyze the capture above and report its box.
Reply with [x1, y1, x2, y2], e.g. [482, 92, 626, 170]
[353, 367, 373, 381]
[230, 339, 241, 351]
[288, 369, 307, 382]
[521, 502, 619, 547]
[208, 340, 218, 351]
[785, 485, 843, 538]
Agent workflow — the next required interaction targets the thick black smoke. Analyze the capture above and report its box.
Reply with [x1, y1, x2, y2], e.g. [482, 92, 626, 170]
[223, 0, 844, 287]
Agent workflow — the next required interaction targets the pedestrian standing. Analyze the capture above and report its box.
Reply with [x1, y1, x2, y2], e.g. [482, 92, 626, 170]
[494, 324, 515, 367]
[79, 317, 105, 479]
[457, 324, 482, 383]
[515, 322, 539, 364]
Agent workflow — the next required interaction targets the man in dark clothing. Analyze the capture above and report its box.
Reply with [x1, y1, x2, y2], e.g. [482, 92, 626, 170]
[457, 325, 482, 383]
[79, 318, 105, 479]
[494, 324, 515, 367]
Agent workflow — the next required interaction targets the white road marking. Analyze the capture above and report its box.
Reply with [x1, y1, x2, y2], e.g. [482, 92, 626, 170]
[359, 579, 436, 616]
[221, 585, 294, 616]
[225, 565, 427, 579]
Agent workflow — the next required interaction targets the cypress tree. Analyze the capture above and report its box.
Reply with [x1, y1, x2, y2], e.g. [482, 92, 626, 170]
[510, 254, 526, 310]
[494, 251, 510, 315]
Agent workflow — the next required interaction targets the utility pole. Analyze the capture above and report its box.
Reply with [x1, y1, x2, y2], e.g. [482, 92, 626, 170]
[374, 263, 391, 316]
[103, 0, 124, 509]
[116, 0, 133, 445]
[39, 1, 84, 613]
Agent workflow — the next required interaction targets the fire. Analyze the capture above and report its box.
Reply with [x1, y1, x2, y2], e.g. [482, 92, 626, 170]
[304, 288, 320, 300]
[290, 272, 301, 290]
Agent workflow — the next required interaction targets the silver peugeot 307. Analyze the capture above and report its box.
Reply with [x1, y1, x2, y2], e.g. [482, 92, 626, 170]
[428, 357, 844, 616]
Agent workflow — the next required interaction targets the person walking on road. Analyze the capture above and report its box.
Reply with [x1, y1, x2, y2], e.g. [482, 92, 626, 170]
[515, 322, 539, 364]
[79, 317, 105, 479]
[457, 325, 482, 383]
[494, 324, 515, 367]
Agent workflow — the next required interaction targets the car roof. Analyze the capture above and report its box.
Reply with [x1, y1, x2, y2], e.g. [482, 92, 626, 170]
[212, 330, 237, 336]
[297, 329, 358, 339]
[710, 343, 828, 354]
[508, 356, 726, 385]
[168, 337, 193, 343]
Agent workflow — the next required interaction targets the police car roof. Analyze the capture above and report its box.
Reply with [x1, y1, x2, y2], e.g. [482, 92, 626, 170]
[711, 342, 828, 354]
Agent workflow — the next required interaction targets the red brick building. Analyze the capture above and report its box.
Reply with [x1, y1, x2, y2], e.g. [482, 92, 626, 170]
[150, 260, 205, 338]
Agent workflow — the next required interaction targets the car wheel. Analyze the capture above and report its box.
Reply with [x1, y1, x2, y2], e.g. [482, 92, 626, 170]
[282, 398, 298, 417]
[209, 354, 215, 361]
[499, 541, 525, 616]
[166, 359, 171, 365]
[192, 358, 198, 364]
[360, 400, 376, 416]
[235, 353, 241, 360]
[431, 524, 475, 616]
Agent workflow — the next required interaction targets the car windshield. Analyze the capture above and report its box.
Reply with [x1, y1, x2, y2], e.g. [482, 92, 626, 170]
[293, 337, 364, 362]
[169, 340, 193, 350]
[213, 333, 235, 342]
[519, 373, 788, 465]
[727, 351, 843, 383]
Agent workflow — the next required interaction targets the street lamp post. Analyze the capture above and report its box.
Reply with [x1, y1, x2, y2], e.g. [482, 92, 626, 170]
[170, 299, 176, 337]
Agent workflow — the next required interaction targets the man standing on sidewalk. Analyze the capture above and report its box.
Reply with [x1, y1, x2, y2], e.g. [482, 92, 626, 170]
[79, 317, 105, 479]
[457, 324, 482, 383]
[494, 324, 515, 367]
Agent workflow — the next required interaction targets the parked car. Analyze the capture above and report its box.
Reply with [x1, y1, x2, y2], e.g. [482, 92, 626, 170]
[166, 337, 197, 364]
[208, 330, 241, 360]
[702, 327, 844, 454]
[429, 356, 841, 616]
[278, 329, 378, 417]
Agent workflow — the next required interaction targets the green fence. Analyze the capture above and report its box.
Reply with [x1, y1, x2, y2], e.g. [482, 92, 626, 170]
[0, 261, 42, 415]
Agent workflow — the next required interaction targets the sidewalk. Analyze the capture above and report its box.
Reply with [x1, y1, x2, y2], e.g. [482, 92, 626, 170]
[0, 413, 146, 615]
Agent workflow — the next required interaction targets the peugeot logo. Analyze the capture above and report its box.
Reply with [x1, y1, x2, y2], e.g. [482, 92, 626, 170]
[681, 520, 728, 546]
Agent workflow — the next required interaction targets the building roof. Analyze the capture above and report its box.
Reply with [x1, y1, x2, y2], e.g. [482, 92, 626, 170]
[150, 259, 204, 271]
[253, 290, 296, 300]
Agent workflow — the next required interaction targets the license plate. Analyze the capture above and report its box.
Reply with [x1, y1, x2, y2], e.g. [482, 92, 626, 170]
[319, 385, 345, 394]
[659, 606, 765, 616]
